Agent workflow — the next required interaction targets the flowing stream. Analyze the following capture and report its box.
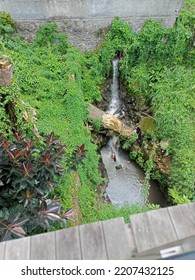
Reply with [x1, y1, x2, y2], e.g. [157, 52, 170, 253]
[100, 59, 165, 207]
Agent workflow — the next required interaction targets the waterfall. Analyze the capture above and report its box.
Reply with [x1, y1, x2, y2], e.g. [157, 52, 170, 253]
[107, 59, 121, 115]
[106, 59, 121, 164]
[100, 59, 164, 207]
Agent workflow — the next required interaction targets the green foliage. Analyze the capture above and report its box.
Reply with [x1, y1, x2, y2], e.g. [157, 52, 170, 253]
[35, 23, 59, 47]
[182, 0, 195, 14]
[168, 188, 191, 205]
[146, 203, 160, 211]
[95, 203, 148, 223]
[0, 12, 23, 51]
[122, 133, 138, 150]
[35, 23, 68, 54]
[125, 64, 150, 98]
[97, 17, 135, 76]
[0, 81, 34, 136]
[90, 119, 102, 133]
[169, 148, 195, 200]
[0, 12, 15, 35]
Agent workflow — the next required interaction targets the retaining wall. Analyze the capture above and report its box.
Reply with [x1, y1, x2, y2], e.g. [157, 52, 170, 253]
[0, 0, 184, 51]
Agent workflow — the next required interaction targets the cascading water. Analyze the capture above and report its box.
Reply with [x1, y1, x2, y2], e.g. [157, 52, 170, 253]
[107, 59, 121, 115]
[100, 59, 165, 207]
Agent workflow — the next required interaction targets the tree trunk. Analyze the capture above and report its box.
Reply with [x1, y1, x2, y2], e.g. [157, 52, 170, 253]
[88, 103, 136, 137]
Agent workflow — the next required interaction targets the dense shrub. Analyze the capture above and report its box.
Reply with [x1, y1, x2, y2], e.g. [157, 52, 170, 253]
[0, 131, 86, 241]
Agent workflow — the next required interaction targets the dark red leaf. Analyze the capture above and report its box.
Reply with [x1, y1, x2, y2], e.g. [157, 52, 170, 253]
[56, 146, 64, 155]
[7, 150, 15, 159]
[2, 220, 9, 226]
[77, 144, 85, 154]
[24, 139, 34, 149]
[45, 132, 54, 145]
[2, 140, 9, 148]
[40, 151, 51, 163]
[19, 162, 33, 176]
[63, 208, 74, 222]
[14, 131, 22, 141]
[24, 151, 30, 158]
[13, 150, 23, 159]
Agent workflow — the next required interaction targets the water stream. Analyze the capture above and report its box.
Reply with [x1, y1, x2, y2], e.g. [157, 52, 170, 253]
[100, 59, 165, 207]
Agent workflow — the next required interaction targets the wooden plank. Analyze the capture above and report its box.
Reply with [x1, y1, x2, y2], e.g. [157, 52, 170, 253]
[168, 204, 195, 239]
[56, 227, 81, 260]
[4, 237, 30, 260]
[181, 236, 195, 252]
[188, 202, 195, 220]
[102, 218, 133, 259]
[79, 221, 107, 260]
[0, 242, 5, 260]
[126, 224, 137, 254]
[130, 212, 155, 253]
[130, 208, 178, 253]
[146, 208, 178, 248]
[30, 231, 56, 260]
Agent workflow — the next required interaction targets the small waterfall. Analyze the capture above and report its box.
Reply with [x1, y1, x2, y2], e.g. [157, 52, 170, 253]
[107, 59, 121, 115]
[100, 59, 165, 207]
[100, 58, 145, 206]
[106, 59, 121, 165]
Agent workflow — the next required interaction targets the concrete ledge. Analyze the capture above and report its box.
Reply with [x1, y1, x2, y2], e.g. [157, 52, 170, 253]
[0, 0, 184, 20]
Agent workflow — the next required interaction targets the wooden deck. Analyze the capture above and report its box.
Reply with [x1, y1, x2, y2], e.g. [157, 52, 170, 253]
[0, 202, 195, 260]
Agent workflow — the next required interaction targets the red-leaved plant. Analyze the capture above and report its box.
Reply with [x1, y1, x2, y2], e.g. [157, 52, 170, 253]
[0, 131, 87, 241]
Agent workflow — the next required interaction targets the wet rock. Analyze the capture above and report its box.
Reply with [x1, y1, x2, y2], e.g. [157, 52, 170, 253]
[115, 164, 122, 170]
[97, 79, 112, 111]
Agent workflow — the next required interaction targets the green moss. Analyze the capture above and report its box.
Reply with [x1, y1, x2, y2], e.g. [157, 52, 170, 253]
[139, 117, 156, 133]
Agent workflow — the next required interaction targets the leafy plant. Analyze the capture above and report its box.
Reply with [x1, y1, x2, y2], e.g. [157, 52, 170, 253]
[34, 22, 68, 55]
[168, 188, 191, 205]
[0, 131, 86, 241]
[0, 12, 15, 35]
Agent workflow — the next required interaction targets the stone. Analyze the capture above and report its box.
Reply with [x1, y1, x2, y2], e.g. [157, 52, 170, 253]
[159, 140, 170, 151]
[139, 116, 156, 133]
[115, 164, 122, 170]
[0, 59, 13, 86]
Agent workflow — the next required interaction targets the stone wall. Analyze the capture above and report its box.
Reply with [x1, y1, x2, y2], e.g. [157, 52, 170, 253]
[0, 0, 184, 51]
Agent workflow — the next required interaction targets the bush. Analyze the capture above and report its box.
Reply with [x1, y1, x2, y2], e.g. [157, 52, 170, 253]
[0, 131, 86, 241]
[34, 22, 68, 54]
[0, 12, 15, 35]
